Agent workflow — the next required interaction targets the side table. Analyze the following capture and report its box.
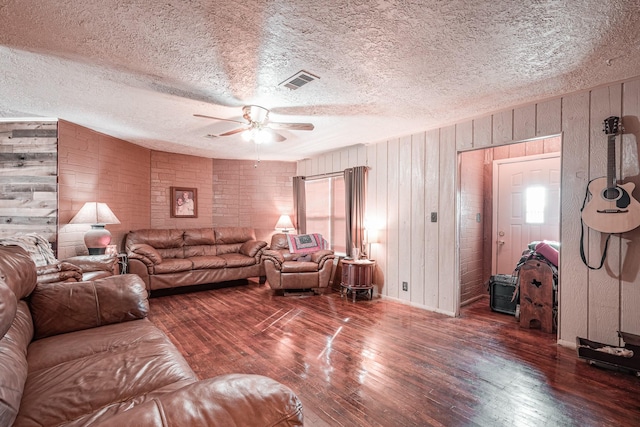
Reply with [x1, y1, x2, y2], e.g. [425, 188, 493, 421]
[117, 253, 128, 274]
[340, 259, 375, 302]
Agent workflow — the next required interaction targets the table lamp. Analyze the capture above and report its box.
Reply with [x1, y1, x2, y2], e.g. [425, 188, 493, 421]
[69, 202, 121, 254]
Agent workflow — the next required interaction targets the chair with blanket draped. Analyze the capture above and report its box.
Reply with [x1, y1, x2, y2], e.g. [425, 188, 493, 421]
[262, 233, 336, 294]
[0, 233, 118, 285]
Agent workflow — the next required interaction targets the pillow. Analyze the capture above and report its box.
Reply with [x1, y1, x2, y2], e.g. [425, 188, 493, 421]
[286, 234, 328, 254]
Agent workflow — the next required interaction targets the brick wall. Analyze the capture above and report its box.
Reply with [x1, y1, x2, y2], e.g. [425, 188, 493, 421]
[58, 121, 297, 255]
[150, 151, 214, 228]
[212, 159, 296, 242]
[58, 120, 151, 258]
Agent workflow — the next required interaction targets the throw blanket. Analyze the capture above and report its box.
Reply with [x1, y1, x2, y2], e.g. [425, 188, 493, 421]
[286, 233, 329, 254]
[0, 233, 58, 267]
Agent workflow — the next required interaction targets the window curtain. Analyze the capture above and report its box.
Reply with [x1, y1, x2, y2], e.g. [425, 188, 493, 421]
[293, 176, 306, 235]
[344, 166, 367, 257]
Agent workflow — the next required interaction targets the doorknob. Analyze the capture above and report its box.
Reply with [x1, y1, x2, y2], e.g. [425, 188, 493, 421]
[497, 240, 505, 246]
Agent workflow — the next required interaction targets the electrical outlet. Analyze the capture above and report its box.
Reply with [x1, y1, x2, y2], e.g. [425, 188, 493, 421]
[430, 212, 437, 222]
[402, 281, 408, 291]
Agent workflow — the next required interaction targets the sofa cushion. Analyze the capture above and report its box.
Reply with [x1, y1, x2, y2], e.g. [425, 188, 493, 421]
[282, 261, 320, 273]
[183, 228, 216, 245]
[17, 319, 197, 427]
[218, 253, 257, 268]
[126, 229, 184, 249]
[184, 245, 218, 258]
[90, 374, 304, 427]
[30, 275, 149, 340]
[0, 302, 33, 427]
[214, 227, 256, 244]
[190, 256, 227, 270]
[157, 247, 185, 260]
[153, 258, 193, 274]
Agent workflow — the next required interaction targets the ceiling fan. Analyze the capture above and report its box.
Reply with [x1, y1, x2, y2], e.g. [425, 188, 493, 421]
[194, 105, 314, 144]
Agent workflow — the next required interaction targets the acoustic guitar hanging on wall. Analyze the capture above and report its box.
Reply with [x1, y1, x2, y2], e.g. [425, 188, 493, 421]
[582, 116, 640, 234]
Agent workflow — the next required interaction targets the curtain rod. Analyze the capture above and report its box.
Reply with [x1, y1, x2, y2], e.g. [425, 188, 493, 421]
[299, 166, 370, 180]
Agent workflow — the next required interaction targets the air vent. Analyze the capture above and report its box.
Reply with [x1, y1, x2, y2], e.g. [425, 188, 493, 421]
[279, 70, 319, 90]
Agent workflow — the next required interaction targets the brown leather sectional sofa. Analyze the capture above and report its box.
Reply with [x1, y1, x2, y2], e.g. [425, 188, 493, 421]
[0, 245, 304, 426]
[125, 227, 268, 291]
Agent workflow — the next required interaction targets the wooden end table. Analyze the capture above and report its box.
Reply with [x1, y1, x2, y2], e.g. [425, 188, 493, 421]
[340, 259, 375, 302]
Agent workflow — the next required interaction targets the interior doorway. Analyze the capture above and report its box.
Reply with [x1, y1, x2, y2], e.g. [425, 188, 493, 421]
[458, 135, 561, 308]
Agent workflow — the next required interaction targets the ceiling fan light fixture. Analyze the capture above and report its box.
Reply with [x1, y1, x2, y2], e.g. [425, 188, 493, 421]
[242, 126, 272, 145]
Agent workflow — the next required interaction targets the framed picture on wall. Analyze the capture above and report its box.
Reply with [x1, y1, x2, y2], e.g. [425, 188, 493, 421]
[170, 187, 197, 218]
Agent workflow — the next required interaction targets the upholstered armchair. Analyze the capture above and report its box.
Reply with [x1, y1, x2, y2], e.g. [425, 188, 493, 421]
[0, 233, 117, 285]
[262, 233, 336, 293]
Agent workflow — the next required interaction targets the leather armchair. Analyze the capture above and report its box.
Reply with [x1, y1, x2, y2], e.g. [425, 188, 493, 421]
[262, 233, 335, 293]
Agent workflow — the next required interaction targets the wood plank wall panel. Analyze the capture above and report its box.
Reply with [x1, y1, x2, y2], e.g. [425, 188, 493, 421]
[621, 80, 640, 334]
[411, 132, 426, 306]
[473, 116, 492, 148]
[438, 125, 458, 314]
[513, 104, 536, 142]
[492, 110, 514, 145]
[536, 98, 562, 137]
[559, 92, 591, 345]
[386, 140, 400, 298]
[299, 75, 640, 342]
[373, 142, 388, 292]
[424, 129, 441, 308]
[398, 136, 412, 301]
[588, 85, 623, 345]
[0, 121, 58, 243]
[456, 120, 473, 151]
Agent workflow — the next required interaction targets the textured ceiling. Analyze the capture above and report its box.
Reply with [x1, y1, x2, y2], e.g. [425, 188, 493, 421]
[1, 1, 639, 161]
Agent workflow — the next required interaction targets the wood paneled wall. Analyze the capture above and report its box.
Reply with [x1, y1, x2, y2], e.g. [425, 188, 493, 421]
[0, 120, 58, 244]
[299, 75, 640, 348]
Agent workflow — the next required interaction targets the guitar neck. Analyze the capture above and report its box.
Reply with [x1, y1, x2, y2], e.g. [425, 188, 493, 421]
[607, 133, 616, 189]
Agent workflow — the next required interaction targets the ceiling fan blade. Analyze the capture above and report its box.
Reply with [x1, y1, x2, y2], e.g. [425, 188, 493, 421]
[268, 122, 315, 131]
[194, 114, 246, 125]
[266, 129, 286, 142]
[219, 127, 248, 137]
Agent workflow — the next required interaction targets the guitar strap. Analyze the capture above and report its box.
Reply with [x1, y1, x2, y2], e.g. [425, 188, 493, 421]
[579, 179, 611, 270]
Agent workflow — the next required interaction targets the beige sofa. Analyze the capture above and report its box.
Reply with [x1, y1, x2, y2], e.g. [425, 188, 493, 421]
[0, 245, 303, 426]
[125, 227, 267, 291]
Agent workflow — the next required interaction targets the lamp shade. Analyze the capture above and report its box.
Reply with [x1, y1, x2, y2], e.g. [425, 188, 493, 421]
[70, 202, 120, 255]
[69, 202, 121, 225]
[275, 215, 295, 233]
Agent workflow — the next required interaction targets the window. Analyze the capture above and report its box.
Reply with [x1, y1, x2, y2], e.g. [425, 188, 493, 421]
[525, 186, 546, 224]
[305, 175, 346, 254]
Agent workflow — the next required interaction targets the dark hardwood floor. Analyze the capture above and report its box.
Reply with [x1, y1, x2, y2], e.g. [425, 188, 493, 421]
[147, 280, 640, 426]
